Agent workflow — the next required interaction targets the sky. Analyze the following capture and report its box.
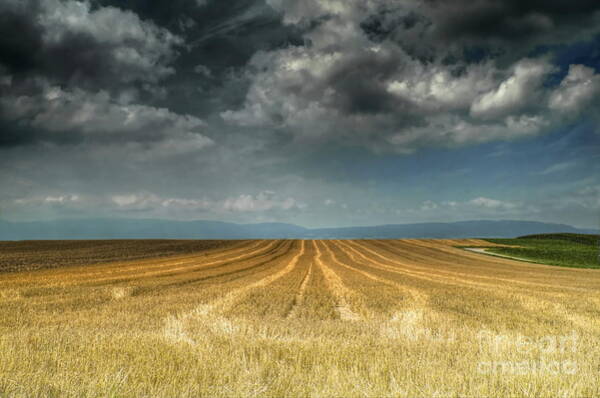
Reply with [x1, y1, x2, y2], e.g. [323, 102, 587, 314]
[0, 0, 599, 229]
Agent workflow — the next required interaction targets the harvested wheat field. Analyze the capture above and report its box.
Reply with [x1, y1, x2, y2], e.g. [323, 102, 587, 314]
[0, 239, 599, 397]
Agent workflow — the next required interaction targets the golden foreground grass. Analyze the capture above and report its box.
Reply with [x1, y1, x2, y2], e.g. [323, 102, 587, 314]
[0, 239, 599, 397]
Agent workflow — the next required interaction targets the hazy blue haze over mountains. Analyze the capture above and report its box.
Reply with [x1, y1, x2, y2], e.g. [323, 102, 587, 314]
[0, 219, 596, 240]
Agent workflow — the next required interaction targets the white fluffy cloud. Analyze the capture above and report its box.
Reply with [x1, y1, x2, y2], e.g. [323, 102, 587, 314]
[109, 191, 305, 214]
[8, 191, 306, 219]
[15, 194, 81, 206]
[386, 62, 498, 111]
[111, 193, 213, 211]
[470, 59, 555, 119]
[469, 197, 519, 210]
[385, 114, 547, 153]
[222, 191, 305, 212]
[549, 64, 600, 114]
[417, 197, 531, 215]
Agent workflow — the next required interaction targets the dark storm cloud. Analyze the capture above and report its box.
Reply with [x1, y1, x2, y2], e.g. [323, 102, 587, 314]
[222, 0, 600, 153]
[94, 0, 305, 62]
[0, 120, 40, 147]
[0, 3, 44, 74]
[0, 0, 599, 227]
[357, 0, 600, 63]
[326, 50, 406, 115]
[3, 0, 598, 151]
[0, 0, 181, 91]
[360, 9, 429, 43]
[100, 0, 308, 117]
[0, 0, 307, 150]
[426, 0, 600, 43]
[0, 0, 199, 148]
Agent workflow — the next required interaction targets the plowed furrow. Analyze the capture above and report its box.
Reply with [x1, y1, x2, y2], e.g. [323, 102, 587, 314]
[330, 240, 428, 308]
[346, 240, 599, 329]
[137, 240, 295, 291]
[74, 240, 282, 285]
[0, 240, 260, 284]
[378, 239, 598, 286]
[352, 240, 591, 293]
[0, 240, 273, 287]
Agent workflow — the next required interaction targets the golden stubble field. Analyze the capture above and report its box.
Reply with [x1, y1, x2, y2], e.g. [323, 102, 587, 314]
[0, 239, 599, 397]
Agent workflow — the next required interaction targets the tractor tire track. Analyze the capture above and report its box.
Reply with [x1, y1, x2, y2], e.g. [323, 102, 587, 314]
[286, 260, 313, 319]
[313, 240, 361, 321]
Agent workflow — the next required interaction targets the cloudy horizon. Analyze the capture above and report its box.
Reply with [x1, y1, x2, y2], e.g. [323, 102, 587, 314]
[1, 0, 599, 229]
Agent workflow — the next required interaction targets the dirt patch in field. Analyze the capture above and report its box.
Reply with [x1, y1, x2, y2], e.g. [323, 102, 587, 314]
[463, 247, 533, 263]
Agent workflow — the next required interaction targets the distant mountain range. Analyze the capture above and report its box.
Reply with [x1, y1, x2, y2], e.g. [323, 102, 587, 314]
[0, 218, 597, 240]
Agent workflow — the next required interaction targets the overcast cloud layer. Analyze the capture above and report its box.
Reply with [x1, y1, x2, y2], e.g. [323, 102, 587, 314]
[1, 0, 599, 228]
